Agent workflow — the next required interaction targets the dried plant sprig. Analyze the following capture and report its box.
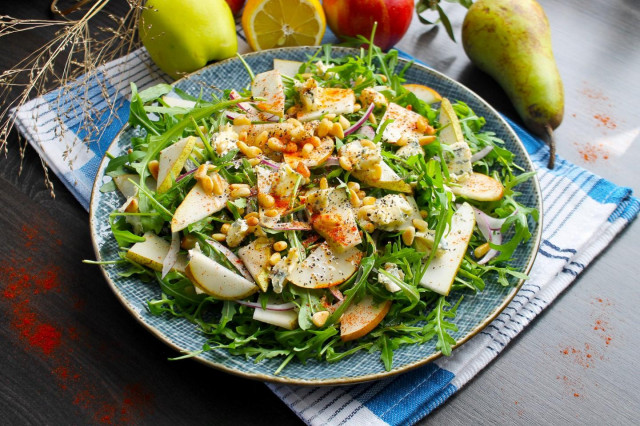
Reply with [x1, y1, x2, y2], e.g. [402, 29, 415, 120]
[0, 0, 144, 197]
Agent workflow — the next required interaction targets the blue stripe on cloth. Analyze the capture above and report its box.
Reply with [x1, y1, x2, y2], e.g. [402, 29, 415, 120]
[356, 363, 455, 425]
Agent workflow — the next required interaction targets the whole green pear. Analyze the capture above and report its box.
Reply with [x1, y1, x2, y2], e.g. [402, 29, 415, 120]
[462, 0, 563, 167]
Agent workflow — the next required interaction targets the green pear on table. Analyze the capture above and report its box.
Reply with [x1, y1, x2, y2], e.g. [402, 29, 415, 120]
[462, 0, 564, 167]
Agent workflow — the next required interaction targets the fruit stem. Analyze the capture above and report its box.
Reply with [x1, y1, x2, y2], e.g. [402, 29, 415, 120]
[544, 124, 556, 169]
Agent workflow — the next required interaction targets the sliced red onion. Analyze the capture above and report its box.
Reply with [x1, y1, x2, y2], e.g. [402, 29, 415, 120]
[357, 125, 376, 139]
[478, 232, 502, 265]
[470, 146, 494, 162]
[265, 222, 312, 231]
[161, 232, 180, 278]
[206, 238, 254, 283]
[176, 168, 197, 183]
[226, 110, 242, 121]
[344, 102, 375, 136]
[259, 157, 281, 170]
[235, 300, 296, 311]
[469, 205, 516, 264]
[329, 286, 344, 302]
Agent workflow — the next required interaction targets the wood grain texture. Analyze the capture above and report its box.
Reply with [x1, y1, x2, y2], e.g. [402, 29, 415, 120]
[1, 0, 638, 424]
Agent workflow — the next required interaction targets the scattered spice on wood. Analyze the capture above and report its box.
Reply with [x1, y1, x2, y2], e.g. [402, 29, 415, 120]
[1, 221, 155, 423]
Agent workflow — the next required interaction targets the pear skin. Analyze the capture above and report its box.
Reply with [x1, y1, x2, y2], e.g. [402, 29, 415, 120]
[462, 0, 564, 167]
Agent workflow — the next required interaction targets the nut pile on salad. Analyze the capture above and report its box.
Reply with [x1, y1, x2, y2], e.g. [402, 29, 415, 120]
[99, 44, 537, 373]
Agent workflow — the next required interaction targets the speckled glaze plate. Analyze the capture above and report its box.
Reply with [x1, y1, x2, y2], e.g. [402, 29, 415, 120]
[89, 47, 542, 386]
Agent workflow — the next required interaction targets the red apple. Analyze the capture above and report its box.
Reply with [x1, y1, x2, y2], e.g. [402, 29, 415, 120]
[225, 0, 245, 16]
[323, 0, 414, 50]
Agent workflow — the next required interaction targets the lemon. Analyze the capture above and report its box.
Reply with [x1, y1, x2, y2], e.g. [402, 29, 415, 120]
[242, 0, 326, 51]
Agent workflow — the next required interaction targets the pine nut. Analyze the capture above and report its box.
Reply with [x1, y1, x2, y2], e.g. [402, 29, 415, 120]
[258, 193, 275, 208]
[244, 211, 259, 220]
[267, 137, 285, 152]
[416, 116, 429, 133]
[246, 216, 260, 227]
[301, 143, 314, 157]
[360, 139, 375, 149]
[148, 160, 159, 180]
[248, 158, 261, 166]
[357, 190, 366, 199]
[236, 140, 249, 152]
[317, 119, 332, 138]
[230, 183, 250, 190]
[331, 122, 344, 139]
[319, 177, 329, 189]
[296, 161, 311, 178]
[363, 196, 376, 206]
[309, 136, 321, 148]
[347, 181, 360, 192]
[287, 118, 303, 128]
[368, 113, 377, 126]
[200, 175, 214, 194]
[402, 226, 416, 246]
[338, 115, 350, 130]
[420, 210, 428, 219]
[475, 242, 491, 258]
[339, 156, 352, 171]
[238, 131, 248, 141]
[349, 189, 362, 207]
[211, 173, 224, 195]
[231, 187, 251, 198]
[312, 311, 330, 327]
[233, 114, 251, 126]
[363, 222, 375, 233]
[220, 223, 231, 234]
[256, 130, 269, 146]
[419, 135, 436, 146]
[324, 113, 336, 120]
[396, 135, 409, 147]
[285, 142, 298, 153]
[264, 209, 279, 218]
[269, 252, 282, 266]
[354, 103, 362, 112]
[273, 241, 288, 252]
[412, 218, 429, 232]
[212, 233, 226, 242]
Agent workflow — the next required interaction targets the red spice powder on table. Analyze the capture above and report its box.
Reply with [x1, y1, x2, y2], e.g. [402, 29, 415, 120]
[1, 222, 155, 423]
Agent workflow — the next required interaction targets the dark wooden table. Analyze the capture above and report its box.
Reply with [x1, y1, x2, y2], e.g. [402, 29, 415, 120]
[1, 0, 638, 424]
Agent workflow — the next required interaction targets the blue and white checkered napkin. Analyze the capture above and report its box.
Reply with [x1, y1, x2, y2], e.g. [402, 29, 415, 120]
[14, 40, 639, 425]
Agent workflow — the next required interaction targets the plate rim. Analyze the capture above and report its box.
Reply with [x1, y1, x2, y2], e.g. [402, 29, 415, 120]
[89, 46, 543, 386]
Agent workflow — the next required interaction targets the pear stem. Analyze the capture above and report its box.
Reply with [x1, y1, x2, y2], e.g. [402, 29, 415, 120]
[544, 124, 556, 169]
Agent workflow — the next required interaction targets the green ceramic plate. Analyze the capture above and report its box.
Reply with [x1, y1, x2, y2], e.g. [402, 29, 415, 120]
[89, 47, 542, 386]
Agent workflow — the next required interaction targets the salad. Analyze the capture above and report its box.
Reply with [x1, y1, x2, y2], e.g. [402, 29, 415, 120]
[97, 42, 538, 374]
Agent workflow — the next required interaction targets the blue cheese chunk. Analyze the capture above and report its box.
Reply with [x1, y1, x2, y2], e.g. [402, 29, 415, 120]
[364, 194, 413, 231]
[378, 263, 404, 293]
[226, 219, 250, 248]
[446, 142, 473, 181]
[338, 139, 382, 172]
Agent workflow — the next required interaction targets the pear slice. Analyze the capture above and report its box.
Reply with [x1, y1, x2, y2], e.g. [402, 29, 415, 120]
[283, 136, 334, 169]
[438, 98, 465, 144]
[450, 172, 504, 202]
[126, 232, 187, 273]
[156, 136, 197, 193]
[420, 202, 476, 295]
[237, 238, 272, 292]
[185, 250, 258, 300]
[403, 83, 443, 104]
[252, 70, 285, 117]
[161, 96, 196, 109]
[253, 308, 298, 330]
[353, 161, 412, 193]
[340, 296, 392, 342]
[273, 59, 303, 78]
[288, 242, 362, 289]
[171, 174, 229, 232]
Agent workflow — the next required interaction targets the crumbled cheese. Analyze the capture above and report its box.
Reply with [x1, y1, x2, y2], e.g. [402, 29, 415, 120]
[396, 140, 423, 159]
[364, 194, 413, 231]
[378, 263, 404, 293]
[212, 124, 239, 156]
[359, 87, 388, 109]
[338, 139, 382, 172]
[446, 142, 473, 181]
[226, 219, 250, 248]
